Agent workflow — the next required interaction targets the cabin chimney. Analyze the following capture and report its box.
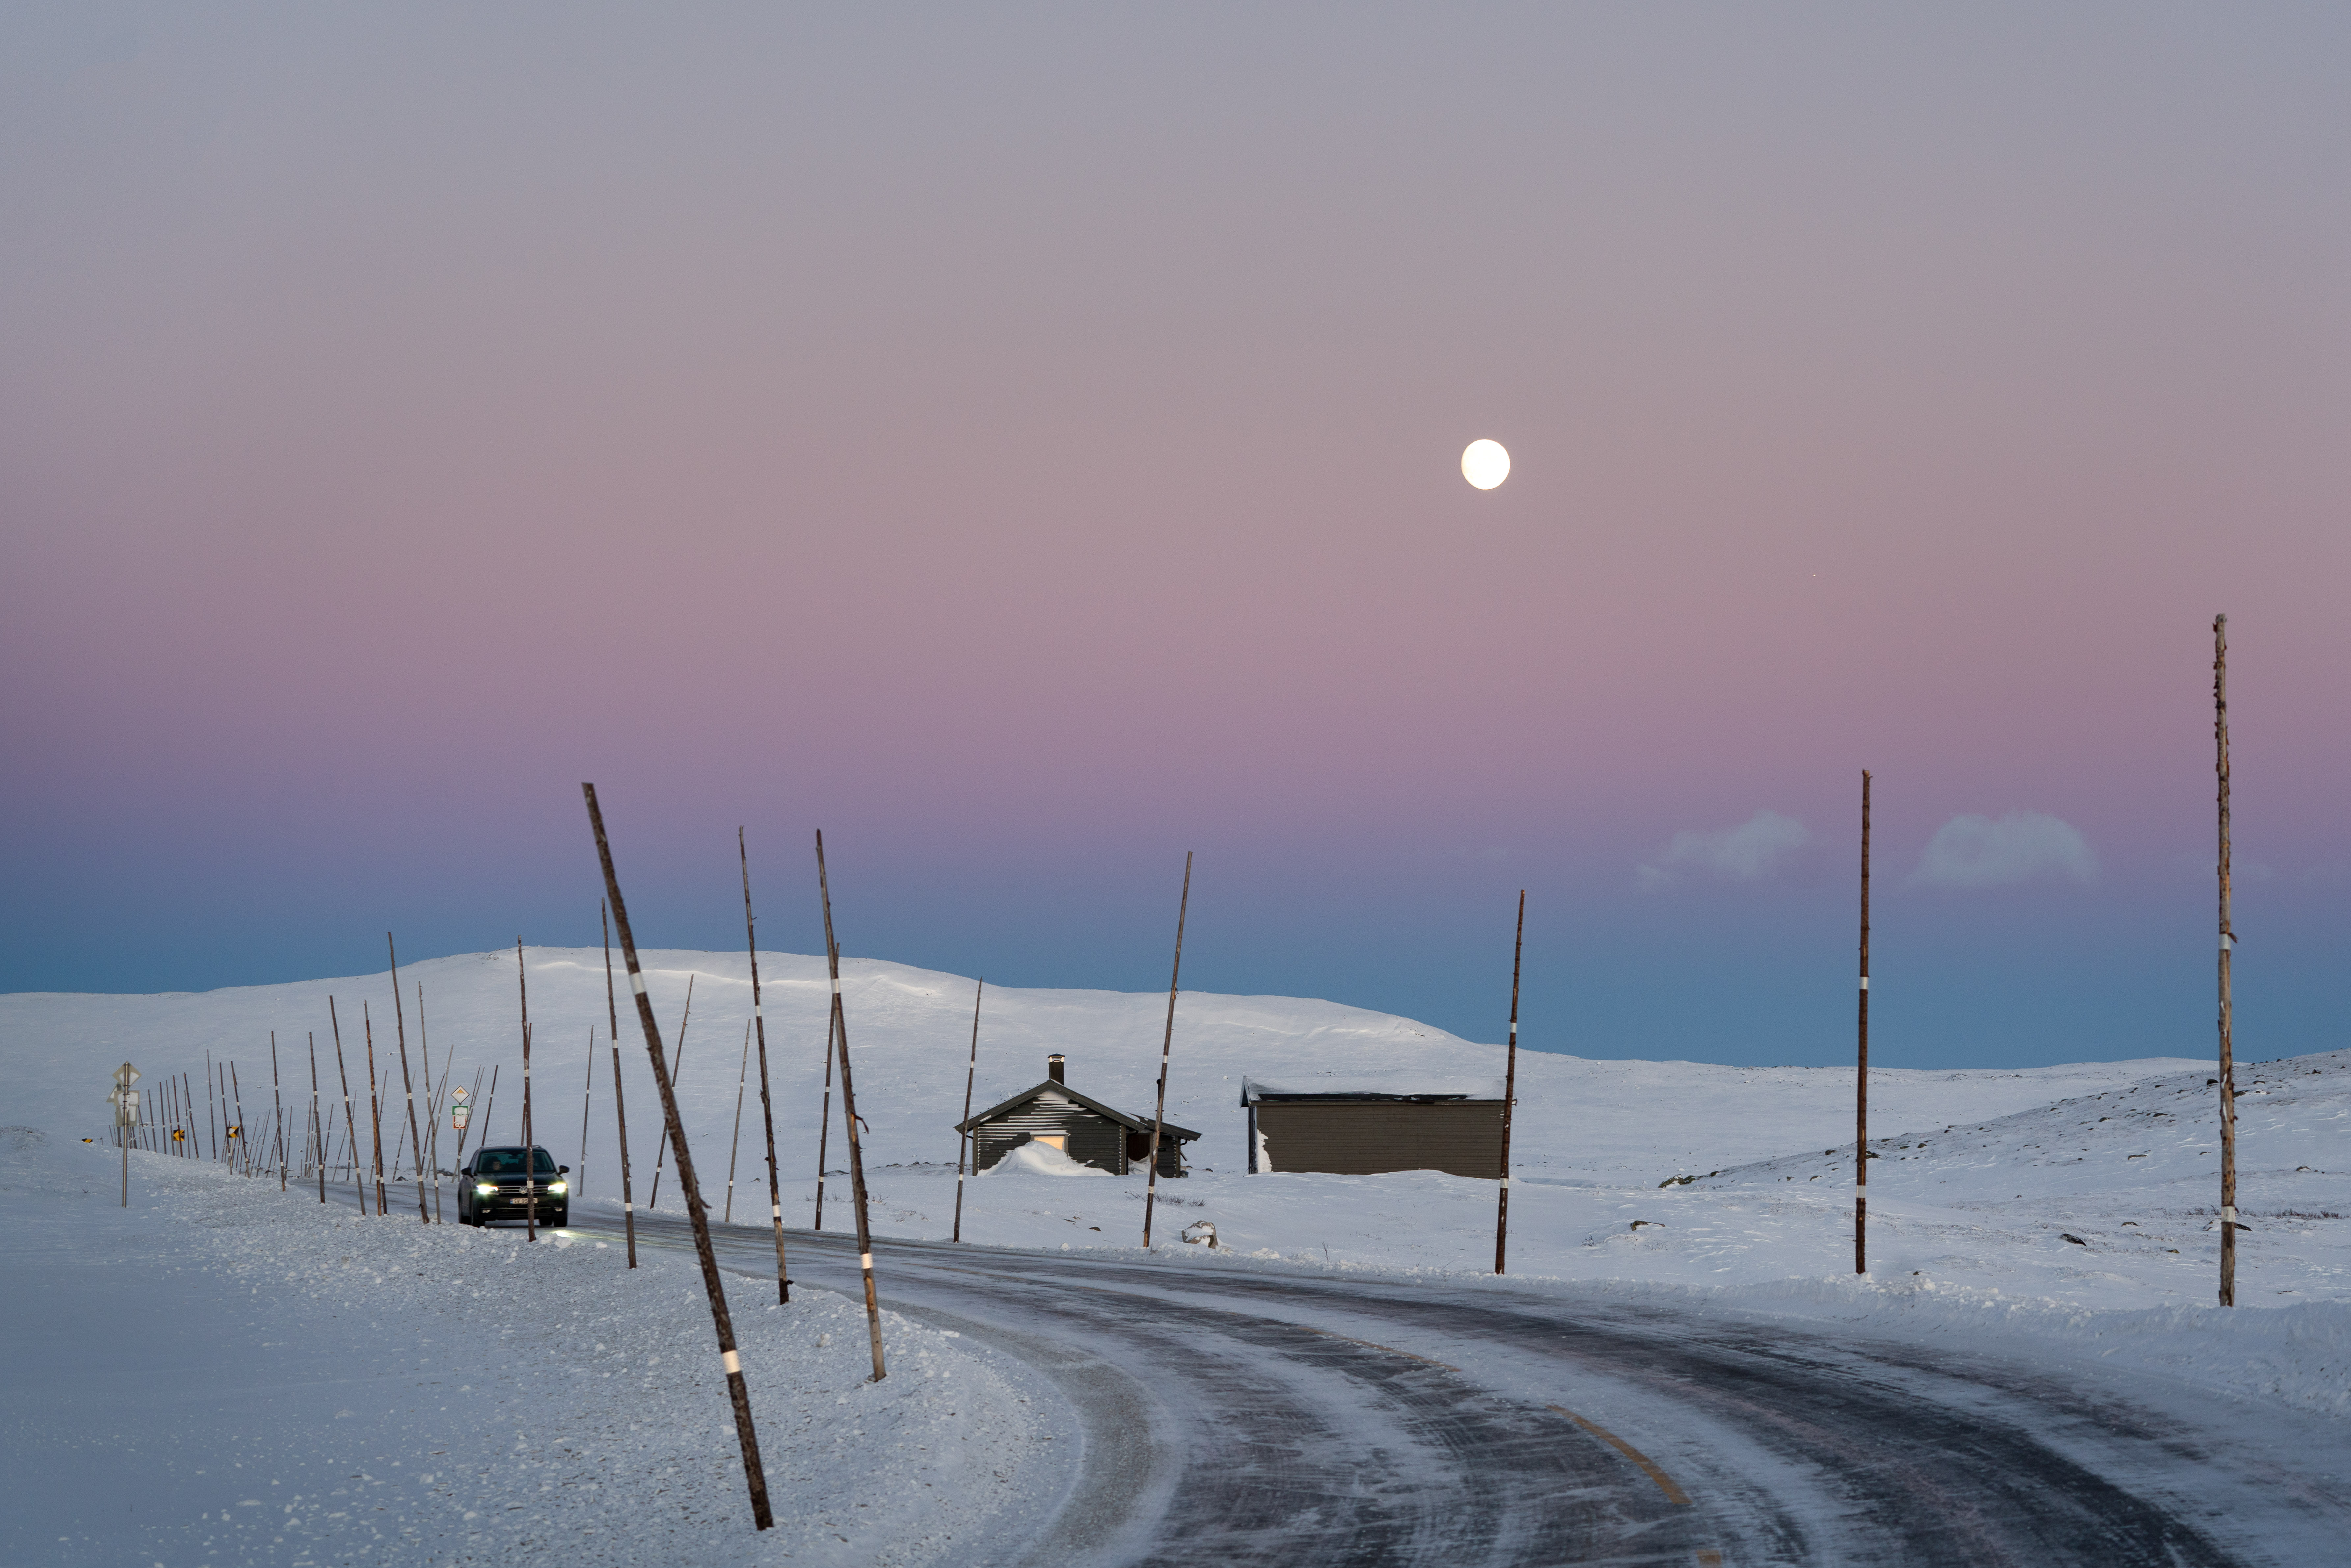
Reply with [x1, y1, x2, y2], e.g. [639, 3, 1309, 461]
[1047, 1053, 1065, 1084]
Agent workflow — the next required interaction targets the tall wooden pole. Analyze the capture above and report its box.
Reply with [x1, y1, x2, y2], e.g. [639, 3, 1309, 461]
[583, 782, 776, 1528]
[610, 1041, 637, 1268]
[953, 977, 984, 1244]
[390, 936, 430, 1221]
[815, 829, 887, 1382]
[1856, 769, 1873, 1276]
[2216, 614, 2238, 1307]
[578, 1026, 596, 1201]
[724, 1021, 751, 1222]
[647, 976, 694, 1209]
[604, 899, 636, 1268]
[329, 1004, 359, 1206]
[309, 1034, 325, 1201]
[206, 1051, 218, 1162]
[519, 938, 537, 1243]
[424, 987, 449, 1223]
[812, 998, 837, 1230]
[362, 1004, 387, 1215]
[1142, 851, 1194, 1249]
[230, 1061, 248, 1175]
[1494, 891, 1525, 1275]
[739, 829, 790, 1302]
[271, 1033, 286, 1192]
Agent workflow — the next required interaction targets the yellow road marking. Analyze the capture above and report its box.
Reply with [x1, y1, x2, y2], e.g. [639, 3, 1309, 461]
[1547, 1405, 1692, 1506]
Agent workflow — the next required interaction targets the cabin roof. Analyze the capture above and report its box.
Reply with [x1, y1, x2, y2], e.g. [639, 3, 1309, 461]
[958, 1079, 1201, 1141]
[1240, 1074, 1505, 1106]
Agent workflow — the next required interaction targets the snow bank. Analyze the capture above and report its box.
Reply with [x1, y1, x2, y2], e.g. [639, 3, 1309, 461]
[984, 1140, 1108, 1177]
[0, 1126, 1051, 1566]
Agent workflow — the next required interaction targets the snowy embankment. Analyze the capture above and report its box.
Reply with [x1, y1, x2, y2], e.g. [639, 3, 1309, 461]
[7, 946, 2349, 1446]
[0, 1124, 1053, 1566]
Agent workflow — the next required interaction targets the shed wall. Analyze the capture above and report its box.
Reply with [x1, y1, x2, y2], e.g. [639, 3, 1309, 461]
[971, 1090, 1129, 1174]
[1255, 1100, 1503, 1178]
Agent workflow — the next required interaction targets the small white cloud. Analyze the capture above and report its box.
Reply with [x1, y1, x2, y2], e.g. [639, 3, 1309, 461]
[1638, 810, 1810, 889]
[1911, 812, 2097, 889]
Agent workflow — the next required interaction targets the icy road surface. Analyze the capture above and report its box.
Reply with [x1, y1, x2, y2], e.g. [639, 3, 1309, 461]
[597, 1209, 2351, 1568]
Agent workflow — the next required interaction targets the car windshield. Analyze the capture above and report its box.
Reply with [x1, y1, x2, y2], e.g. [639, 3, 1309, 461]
[476, 1148, 555, 1175]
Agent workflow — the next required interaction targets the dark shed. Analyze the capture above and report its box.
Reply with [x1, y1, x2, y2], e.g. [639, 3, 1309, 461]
[958, 1054, 1200, 1177]
[1242, 1075, 1506, 1178]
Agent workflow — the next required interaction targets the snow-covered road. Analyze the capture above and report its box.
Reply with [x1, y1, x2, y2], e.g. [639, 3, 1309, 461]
[600, 1209, 2351, 1567]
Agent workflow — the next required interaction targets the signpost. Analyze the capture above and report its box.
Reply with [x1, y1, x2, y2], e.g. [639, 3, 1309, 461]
[110, 1063, 141, 1206]
[450, 1085, 472, 1132]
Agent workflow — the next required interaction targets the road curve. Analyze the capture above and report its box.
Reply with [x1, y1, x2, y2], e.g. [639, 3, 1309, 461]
[574, 1210, 2349, 1567]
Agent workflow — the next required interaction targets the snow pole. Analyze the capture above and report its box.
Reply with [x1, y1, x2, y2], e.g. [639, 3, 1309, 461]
[425, 987, 450, 1222]
[610, 1040, 637, 1268]
[2216, 614, 2238, 1308]
[230, 1060, 248, 1176]
[578, 1026, 596, 1203]
[329, 1000, 361, 1209]
[583, 781, 776, 1528]
[812, 1003, 836, 1230]
[271, 1033, 286, 1192]
[1141, 851, 1194, 1249]
[953, 977, 984, 1244]
[476, 1066, 498, 1162]
[363, 1005, 389, 1214]
[604, 897, 637, 1268]
[1856, 769, 1872, 1277]
[646, 975, 695, 1210]
[739, 828, 790, 1302]
[724, 1020, 750, 1223]
[391, 936, 429, 1222]
[309, 1034, 325, 1201]
[814, 828, 887, 1382]
[1495, 891, 1525, 1275]
[518, 938, 537, 1243]
[205, 1052, 218, 1163]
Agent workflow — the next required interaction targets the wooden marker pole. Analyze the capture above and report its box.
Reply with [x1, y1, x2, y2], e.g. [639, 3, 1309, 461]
[604, 899, 637, 1268]
[390, 936, 430, 1222]
[1142, 852, 1194, 1249]
[206, 1052, 218, 1163]
[2216, 614, 2239, 1307]
[724, 1021, 750, 1222]
[739, 829, 790, 1302]
[610, 1041, 637, 1268]
[578, 1027, 596, 1201]
[230, 1061, 248, 1175]
[953, 978, 984, 1244]
[309, 1034, 325, 1202]
[476, 1066, 498, 1158]
[518, 938, 537, 1243]
[812, 1005, 836, 1230]
[583, 782, 776, 1528]
[814, 829, 887, 1381]
[424, 988, 450, 1222]
[363, 1004, 388, 1214]
[1856, 769, 1873, 1276]
[329, 1001, 361, 1210]
[271, 1033, 286, 1192]
[647, 976, 695, 1209]
[1494, 891, 1525, 1275]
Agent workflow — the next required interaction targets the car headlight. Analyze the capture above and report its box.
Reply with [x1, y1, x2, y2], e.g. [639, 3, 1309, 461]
[547, 1181, 567, 1195]
[476, 1183, 496, 1194]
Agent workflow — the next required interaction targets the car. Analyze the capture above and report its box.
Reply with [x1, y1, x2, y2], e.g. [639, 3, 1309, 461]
[458, 1144, 569, 1228]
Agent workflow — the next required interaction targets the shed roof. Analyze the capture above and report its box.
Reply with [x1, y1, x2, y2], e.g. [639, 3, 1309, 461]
[957, 1080, 1201, 1141]
[1240, 1074, 1505, 1106]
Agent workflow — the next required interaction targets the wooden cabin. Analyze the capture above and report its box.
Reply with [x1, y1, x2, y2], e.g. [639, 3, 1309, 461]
[1241, 1075, 1506, 1178]
[958, 1053, 1200, 1177]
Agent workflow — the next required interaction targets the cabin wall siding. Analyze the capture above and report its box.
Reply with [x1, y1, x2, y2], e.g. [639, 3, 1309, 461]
[1255, 1100, 1503, 1178]
[970, 1091, 1130, 1174]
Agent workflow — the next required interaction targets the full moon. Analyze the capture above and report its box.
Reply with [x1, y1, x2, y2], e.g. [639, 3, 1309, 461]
[1461, 439, 1510, 490]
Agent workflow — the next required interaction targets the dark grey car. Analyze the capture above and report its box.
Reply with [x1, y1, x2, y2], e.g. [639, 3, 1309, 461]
[458, 1145, 569, 1227]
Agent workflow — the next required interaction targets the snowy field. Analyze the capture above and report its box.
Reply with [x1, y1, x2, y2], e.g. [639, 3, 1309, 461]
[6, 948, 2349, 1562]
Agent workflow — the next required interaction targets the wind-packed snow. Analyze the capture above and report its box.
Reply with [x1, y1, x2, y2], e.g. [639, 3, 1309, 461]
[985, 1140, 1109, 1177]
[0, 1123, 1056, 1566]
[6, 946, 2349, 1562]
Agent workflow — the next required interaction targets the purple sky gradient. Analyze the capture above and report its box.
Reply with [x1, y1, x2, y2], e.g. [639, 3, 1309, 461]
[5, 4, 2347, 1065]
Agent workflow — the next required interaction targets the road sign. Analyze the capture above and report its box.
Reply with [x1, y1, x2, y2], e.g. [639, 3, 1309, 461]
[172, 1128, 186, 1142]
[112, 1064, 141, 1090]
[451, 1103, 472, 1131]
[112, 1062, 139, 1206]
